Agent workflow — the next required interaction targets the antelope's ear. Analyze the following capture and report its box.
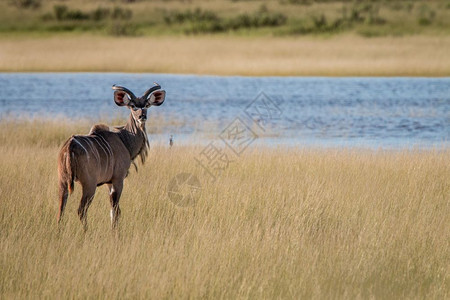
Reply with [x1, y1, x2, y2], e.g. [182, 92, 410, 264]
[146, 90, 166, 107]
[114, 91, 130, 106]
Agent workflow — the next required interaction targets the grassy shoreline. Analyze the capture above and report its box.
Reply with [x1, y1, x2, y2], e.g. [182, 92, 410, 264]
[1, 34, 450, 76]
[1, 120, 449, 298]
[2, 0, 450, 37]
[2, 0, 450, 76]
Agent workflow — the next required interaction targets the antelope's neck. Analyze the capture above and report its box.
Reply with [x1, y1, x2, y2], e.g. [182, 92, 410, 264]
[120, 114, 148, 162]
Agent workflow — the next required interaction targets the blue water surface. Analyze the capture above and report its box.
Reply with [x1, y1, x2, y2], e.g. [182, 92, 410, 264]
[0, 73, 448, 148]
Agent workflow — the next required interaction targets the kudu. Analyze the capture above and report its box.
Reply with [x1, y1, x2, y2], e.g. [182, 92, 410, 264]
[57, 84, 166, 230]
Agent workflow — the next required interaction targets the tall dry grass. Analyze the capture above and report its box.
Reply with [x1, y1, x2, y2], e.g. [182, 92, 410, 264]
[1, 35, 449, 76]
[0, 120, 449, 298]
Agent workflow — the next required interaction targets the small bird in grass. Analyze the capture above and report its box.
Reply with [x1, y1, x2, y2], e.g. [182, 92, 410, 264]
[169, 135, 173, 148]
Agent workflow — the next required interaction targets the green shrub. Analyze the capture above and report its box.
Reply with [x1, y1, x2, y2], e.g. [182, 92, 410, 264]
[51, 5, 131, 22]
[280, 0, 311, 5]
[167, 6, 287, 34]
[417, 5, 435, 26]
[65, 9, 90, 21]
[107, 21, 138, 36]
[9, 0, 40, 9]
[92, 7, 111, 22]
[54, 5, 68, 21]
[288, 3, 386, 36]
[41, 12, 54, 21]
[111, 7, 133, 20]
[312, 14, 327, 29]
[227, 14, 252, 30]
[366, 5, 385, 25]
[252, 5, 287, 27]
[186, 20, 225, 34]
[53, 5, 89, 21]
[163, 8, 219, 25]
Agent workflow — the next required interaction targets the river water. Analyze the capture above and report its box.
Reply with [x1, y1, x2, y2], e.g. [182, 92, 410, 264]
[0, 73, 448, 148]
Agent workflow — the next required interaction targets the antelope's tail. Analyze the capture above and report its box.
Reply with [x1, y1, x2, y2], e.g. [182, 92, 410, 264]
[58, 139, 76, 194]
[57, 138, 77, 222]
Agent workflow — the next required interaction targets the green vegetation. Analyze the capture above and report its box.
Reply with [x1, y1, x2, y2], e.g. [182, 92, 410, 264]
[1, 0, 449, 74]
[46, 5, 132, 22]
[0, 0, 449, 37]
[8, 0, 41, 9]
[162, 5, 287, 34]
[288, 3, 386, 35]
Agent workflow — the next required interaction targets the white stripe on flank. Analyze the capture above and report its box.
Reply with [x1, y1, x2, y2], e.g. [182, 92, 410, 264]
[82, 137, 100, 162]
[102, 137, 113, 170]
[72, 137, 90, 160]
[96, 135, 113, 158]
[95, 135, 113, 175]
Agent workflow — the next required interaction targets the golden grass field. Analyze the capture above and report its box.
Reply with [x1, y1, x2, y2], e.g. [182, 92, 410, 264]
[0, 119, 449, 298]
[1, 34, 450, 76]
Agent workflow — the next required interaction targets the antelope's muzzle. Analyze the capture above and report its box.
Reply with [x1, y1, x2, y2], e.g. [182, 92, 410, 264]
[139, 111, 147, 122]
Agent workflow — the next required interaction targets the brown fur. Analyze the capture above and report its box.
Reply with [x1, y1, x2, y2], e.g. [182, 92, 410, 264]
[57, 85, 165, 230]
[57, 114, 148, 230]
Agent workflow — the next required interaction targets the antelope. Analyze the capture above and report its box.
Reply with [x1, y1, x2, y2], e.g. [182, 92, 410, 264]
[57, 84, 166, 230]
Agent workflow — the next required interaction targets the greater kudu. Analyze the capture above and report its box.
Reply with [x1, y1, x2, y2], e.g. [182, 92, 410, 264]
[57, 84, 166, 230]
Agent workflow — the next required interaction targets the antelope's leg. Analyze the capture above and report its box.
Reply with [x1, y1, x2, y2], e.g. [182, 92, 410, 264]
[78, 184, 96, 231]
[108, 181, 123, 229]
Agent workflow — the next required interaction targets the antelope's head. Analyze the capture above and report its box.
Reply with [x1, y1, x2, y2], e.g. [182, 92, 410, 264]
[112, 84, 166, 128]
